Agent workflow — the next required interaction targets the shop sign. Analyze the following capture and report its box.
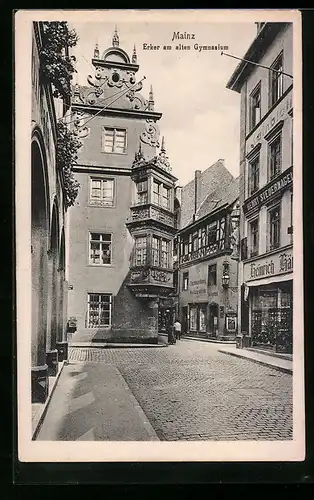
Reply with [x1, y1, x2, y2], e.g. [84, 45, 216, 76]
[244, 247, 293, 282]
[247, 91, 292, 150]
[226, 314, 237, 332]
[243, 167, 293, 215]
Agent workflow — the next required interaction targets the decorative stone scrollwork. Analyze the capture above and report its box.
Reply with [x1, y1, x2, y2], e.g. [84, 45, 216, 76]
[132, 208, 149, 220]
[72, 111, 90, 139]
[150, 269, 172, 283]
[150, 207, 174, 226]
[151, 136, 172, 173]
[140, 120, 160, 148]
[130, 269, 149, 282]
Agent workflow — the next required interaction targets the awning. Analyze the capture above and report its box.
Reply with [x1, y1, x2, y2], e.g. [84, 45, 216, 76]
[245, 274, 293, 287]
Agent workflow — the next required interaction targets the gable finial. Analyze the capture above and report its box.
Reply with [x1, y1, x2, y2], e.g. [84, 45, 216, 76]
[148, 85, 154, 111]
[132, 44, 137, 64]
[112, 25, 119, 47]
[94, 42, 99, 59]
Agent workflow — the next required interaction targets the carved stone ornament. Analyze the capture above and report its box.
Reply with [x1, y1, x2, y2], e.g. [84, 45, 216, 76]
[140, 120, 160, 148]
[72, 111, 90, 140]
[152, 139, 172, 173]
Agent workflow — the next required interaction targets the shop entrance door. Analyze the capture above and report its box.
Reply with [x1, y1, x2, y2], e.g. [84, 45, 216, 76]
[181, 306, 188, 334]
[209, 303, 219, 336]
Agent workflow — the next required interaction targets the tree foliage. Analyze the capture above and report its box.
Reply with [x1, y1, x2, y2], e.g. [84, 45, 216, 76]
[56, 121, 82, 208]
[40, 21, 79, 99]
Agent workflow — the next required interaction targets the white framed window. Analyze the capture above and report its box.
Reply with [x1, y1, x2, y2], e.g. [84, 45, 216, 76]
[89, 232, 112, 265]
[152, 235, 171, 268]
[87, 293, 112, 328]
[270, 52, 284, 108]
[268, 134, 282, 181]
[268, 205, 281, 251]
[103, 127, 127, 154]
[248, 155, 260, 196]
[249, 218, 259, 257]
[183, 271, 189, 290]
[134, 236, 147, 266]
[162, 185, 170, 209]
[136, 179, 148, 205]
[153, 180, 161, 205]
[90, 178, 114, 206]
[250, 82, 261, 129]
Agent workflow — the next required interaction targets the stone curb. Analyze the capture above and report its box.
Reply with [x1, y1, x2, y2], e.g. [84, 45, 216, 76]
[158, 333, 236, 345]
[70, 342, 167, 349]
[113, 367, 160, 441]
[32, 360, 67, 440]
[218, 349, 293, 375]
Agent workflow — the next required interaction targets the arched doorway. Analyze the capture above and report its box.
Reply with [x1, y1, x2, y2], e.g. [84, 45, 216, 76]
[48, 202, 59, 351]
[58, 227, 66, 343]
[31, 136, 49, 403]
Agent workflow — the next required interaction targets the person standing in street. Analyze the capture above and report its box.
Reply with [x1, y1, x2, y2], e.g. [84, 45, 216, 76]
[174, 318, 182, 341]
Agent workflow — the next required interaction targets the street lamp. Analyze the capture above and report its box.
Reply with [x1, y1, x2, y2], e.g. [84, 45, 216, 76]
[222, 261, 230, 288]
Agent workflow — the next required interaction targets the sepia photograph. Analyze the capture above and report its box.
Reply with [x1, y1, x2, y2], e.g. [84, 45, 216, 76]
[15, 9, 304, 463]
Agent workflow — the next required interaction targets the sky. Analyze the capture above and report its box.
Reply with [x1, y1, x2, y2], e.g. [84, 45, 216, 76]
[69, 20, 257, 186]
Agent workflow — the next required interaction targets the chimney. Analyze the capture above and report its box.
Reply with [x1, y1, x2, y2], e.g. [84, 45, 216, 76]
[194, 170, 202, 220]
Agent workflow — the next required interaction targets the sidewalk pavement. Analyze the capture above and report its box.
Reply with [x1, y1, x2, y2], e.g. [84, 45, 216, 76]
[35, 361, 159, 441]
[158, 332, 236, 345]
[218, 346, 292, 374]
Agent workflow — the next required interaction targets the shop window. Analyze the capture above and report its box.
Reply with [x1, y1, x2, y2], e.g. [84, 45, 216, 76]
[199, 305, 207, 332]
[89, 233, 112, 265]
[269, 52, 284, 108]
[189, 306, 197, 331]
[182, 271, 189, 290]
[269, 205, 281, 251]
[90, 178, 114, 207]
[103, 127, 127, 154]
[87, 293, 112, 328]
[208, 264, 217, 286]
[250, 82, 261, 129]
[249, 218, 259, 257]
[268, 135, 282, 181]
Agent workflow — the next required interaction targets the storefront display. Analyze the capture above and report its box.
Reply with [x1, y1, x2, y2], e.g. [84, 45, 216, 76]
[250, 281, 292, 353]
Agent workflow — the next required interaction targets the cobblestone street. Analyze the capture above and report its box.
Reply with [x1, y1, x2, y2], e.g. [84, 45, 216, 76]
[69, 340, 293, 441]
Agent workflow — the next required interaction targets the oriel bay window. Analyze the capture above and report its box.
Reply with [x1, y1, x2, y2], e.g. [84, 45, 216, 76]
[269, 205, 281, 251]
[179, 218, 226, 264]
[136, 179, 148, 205]
[87, 293, 112, 328]
[153, 179, 171, 210]
[89, 233, 112, 265]
[152, 235, 171, 268]
[103, 127, 127, 154]
[153, 180, 161, 205]
[134, 236, 147, 266]
[90, 178, 114, 206]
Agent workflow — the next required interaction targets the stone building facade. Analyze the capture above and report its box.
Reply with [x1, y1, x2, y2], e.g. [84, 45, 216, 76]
[227, 22, 293, 353]
[174, 161, 240, 340]
[31, 22, 69, 403]
[68, 29, 177, 344]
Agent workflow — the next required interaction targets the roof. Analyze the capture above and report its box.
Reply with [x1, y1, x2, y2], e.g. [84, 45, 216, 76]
[179, 176, 239, 234]
[226, 22, 290, 93]
[180, 160, 234, 229]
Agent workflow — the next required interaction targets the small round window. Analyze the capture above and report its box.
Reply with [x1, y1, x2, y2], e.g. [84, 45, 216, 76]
[112, 72, 120, 83]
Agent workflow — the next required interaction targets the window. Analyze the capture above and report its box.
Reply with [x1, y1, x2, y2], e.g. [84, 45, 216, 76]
[183, 272, 189, 290]
[103, 127, 127, 154]
[136, 179, 148, 205]
[270, 53, 284, 107]
[192, 231, 198, 252]
[249, 156, 260, 195]
[89, 233, 112, 265]
[250, 218, 259, 257]
[250, 83, 261, 129]
[152, 235, 171, 268]
[162, 185, 170, 209]
[161, 239, 170, 268]
[87, 293, 112, 328]
[269, 206, 281, 251]
[153, 181, 161, 205]
[208, 222, 218, 245]
[134, 236, 147, 266]
[90, 178, 114, 206]
[208, 264, 217, 286]
[189, 306, 197, 331]
[268, 135, 282, 181]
